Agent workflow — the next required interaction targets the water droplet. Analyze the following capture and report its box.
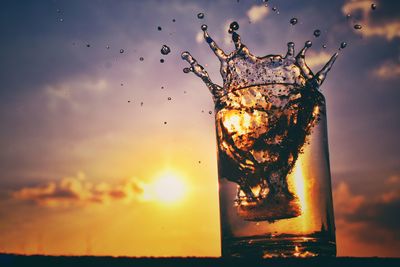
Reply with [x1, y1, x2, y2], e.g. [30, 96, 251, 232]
[184, 91, 187, 94]
[272, 6, 277, 11]
[371, 3, 377, 10]
[161, 86, 164, 89]
[86, 44, 91, 48]
[167, 97, 172, 100]
[120, 83, 124, 86]
[120, 49, 124, 53]
[161, 45, 171, 55]
[164, 121, 167, 125]
[56, 9, 61, 13]
[340, 42, 347, 49]
[208, 111, 212, 114]
[229, 21, 239, 32]
[139, 57, 144, 61]
[197, 13, 204, 19]
[172, 19, 176, 22]
[305, 40, 312, 48]
[198, 161, 201, 164]
[322, 44, 327, 49]
[346, 14, 351, 19]
[290, 18, 298, 25]
[183, 67, 190, 73]
[354, 24, 362, 30]
[106, 45, 110, 49]
[201, 24, 208, 31]
[128, 100, 130, 103]
[157, 26, 162, 31]
[160, 59, 165, 63]
[313, 29, 321, 37]
[140, 102, 144, 106]
[59, 18, 64, 22]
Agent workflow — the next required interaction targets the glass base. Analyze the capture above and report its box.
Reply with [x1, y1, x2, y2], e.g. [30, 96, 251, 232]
[222, 236, 336, 258]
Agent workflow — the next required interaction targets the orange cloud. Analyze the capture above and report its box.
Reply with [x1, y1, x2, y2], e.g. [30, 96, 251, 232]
[13, 172, 143, 207]
[247, 5, 269, 23]
[342, 0, 400, 40]
[373, 61, 400, 79]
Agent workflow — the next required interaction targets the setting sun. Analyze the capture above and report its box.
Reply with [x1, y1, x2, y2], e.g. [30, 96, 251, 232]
[154, 173, 186, 203]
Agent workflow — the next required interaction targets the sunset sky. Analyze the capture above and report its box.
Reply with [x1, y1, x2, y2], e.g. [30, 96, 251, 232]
[0, 0, 399, 257]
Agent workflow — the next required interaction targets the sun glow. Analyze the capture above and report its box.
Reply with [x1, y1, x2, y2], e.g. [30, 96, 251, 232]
[141, 172, 187, 204]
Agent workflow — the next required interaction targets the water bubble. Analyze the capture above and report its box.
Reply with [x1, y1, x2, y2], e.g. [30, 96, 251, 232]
[167, 97, 172, 100]
[313, 29, 321, 37]
[160, 59, 165, 63]
[290, 18, 298, 25]
[322, 44, 327, 49]
[157, 26, 162, 31]
[340, 42, 347, 49]
[183, 67, 190, 73]
[229, 21, 239, 32]
[371, 3, 377, 10]
[354, 24, 362, 30]
[139, 57, 144, 61]
[197, 13, 204, 19]
[201, 24, 208, 31]
[120, 49, 124, 53]
[161, 45, 171, 55]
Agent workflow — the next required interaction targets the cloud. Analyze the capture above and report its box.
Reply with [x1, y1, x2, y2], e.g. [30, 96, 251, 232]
[333, 177, 400, 246]
[305, 51, 333, 70]
[373, 60, 400, 79]
[12, 172, 143, 207]
[342, 0, 400, 40]
[247, 5, 269, 23]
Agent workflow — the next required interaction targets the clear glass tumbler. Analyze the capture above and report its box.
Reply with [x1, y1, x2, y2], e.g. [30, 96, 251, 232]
[215, 86, 336, 258]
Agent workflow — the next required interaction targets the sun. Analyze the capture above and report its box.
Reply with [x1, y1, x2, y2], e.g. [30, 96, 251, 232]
[152, 172, 186, 204]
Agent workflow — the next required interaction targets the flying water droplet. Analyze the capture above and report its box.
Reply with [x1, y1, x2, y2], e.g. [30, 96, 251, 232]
[290, 18, 298, 25]
[106, 45, 110, 49]
[183, 67, 191, 73]
[346, 14, 351, 19]
[86, 43, 91, 48]
[201, 24, 208, 31]
[354, 24, 362, 30]
[161, 45, 171, 55]
[305, 40, 312, 48]
[120, 49, 124, 53]
[313, 29, 321, 37]
[59, 18, 64, 22]
[164, 121, 167, 125]
[160, 59, 165, 63]
[322, 44, 327, 49]
[208, 111, 212, 114]
[172, 19, 176, 22]
[139, 57, 144, 61]
[272, 6, 277, 12]
[229, 21, 239, 32]
[371, 3, 377, 10]
[157, 26, 162, 31]
[340, 42, 347, 49]
[197, 13, 204, 19]
[168, 97, 172, 100]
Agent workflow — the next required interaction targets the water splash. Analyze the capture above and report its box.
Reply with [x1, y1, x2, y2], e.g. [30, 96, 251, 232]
[181, 23, 338, 221]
